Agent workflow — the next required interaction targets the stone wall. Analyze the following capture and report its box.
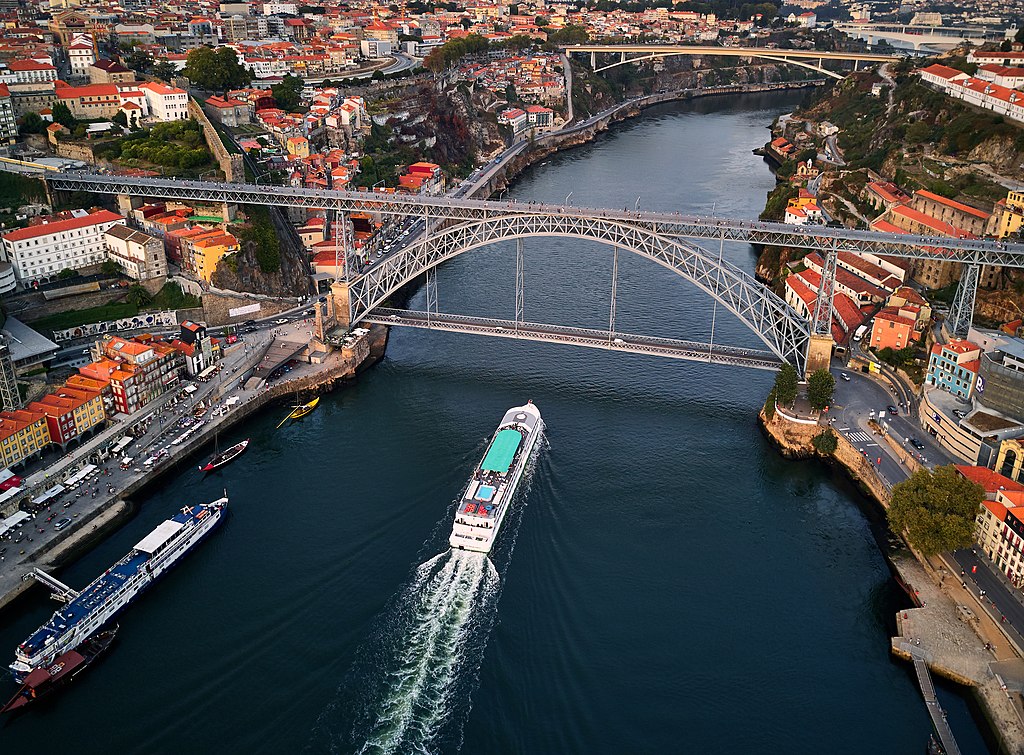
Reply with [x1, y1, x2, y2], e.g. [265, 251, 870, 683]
[54, 140, 97, 163]
[201, 291, 296, 326]
[188, 97, 243, 182]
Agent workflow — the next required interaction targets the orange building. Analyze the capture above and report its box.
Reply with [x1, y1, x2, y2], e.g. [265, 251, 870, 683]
[0, 408, 49, 468]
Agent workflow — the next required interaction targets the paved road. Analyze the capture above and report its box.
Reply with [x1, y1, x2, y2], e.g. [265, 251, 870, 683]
[953, 549, 1024, 652]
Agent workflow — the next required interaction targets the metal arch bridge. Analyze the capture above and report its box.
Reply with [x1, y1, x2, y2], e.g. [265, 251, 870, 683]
[347, 211, 811, 370]
[45, 173, 1024, 368]
[562, 44, 903, 80]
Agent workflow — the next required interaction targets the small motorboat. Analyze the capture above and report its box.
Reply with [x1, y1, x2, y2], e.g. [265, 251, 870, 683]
[200, 439, 250, 473]
[1, 627, 118, 714]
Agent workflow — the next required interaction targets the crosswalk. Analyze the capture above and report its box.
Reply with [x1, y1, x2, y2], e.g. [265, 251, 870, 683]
[847, 430, 873, 444]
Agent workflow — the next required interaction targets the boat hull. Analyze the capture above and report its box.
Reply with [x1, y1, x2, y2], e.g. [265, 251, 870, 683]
[200, 440, 249, 472]
[11, 500, 227, 680]
[2, 629, 117, 714]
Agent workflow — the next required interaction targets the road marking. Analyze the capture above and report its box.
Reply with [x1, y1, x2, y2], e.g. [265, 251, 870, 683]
[848, 431, 872, 443]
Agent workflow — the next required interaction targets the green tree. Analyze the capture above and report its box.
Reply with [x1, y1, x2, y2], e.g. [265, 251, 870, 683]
[763, 387, 777, 420]
[271, 74, 304, 112]
[807, 368, 835, 411]
[126, 284, 153, 308]
[773, 363, 798, 406]
[888, 466, 984, 555]
[505, 82, 517, 103]
[460, 17, 472, 30]
[124, 49, 153, 73]
[101, 259, 120, 275]
[19, 112, 45, 135]
[183, 46, 250, 91]
[152, 61, 178, 81]
[811, 428, 838, 454]
[57, 268, 78, 280]
[52, 102, 77, 129]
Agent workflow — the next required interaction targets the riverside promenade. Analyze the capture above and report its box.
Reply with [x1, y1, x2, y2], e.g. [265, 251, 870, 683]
[762, 405, 1024, 753]
[0, 322, 387, 614]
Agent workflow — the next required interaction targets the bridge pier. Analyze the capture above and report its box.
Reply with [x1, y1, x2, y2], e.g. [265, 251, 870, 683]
[116, 193, 144, 216]
[590, 51, 596, 69]
[805, 334, 834, 377]
[331, 280, 352, 331]
[946, 263, 979, 339]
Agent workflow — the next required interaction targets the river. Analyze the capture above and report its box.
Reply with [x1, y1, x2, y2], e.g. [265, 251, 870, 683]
[0, 91, 993, 754]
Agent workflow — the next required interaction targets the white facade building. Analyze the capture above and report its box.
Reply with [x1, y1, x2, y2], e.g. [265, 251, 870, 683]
[0, 211, 126, 284]
[68, 36, 96, 78]
[103, 225, 166, 281]
[139, 82, 189, 121]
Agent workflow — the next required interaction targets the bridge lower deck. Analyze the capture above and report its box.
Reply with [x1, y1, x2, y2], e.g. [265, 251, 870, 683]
[363, 308, 784, 370]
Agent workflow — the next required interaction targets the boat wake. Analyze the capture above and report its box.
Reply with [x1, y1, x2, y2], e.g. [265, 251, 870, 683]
[310, 435, 546, 755]
[353, 550, 500, 754]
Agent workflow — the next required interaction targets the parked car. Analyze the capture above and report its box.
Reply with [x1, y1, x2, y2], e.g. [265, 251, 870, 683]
[909, 437, 926, 450]
[840, 372, 850, 381]
[274, 318, 288, 325]
[953, 409, 968, 419]
[54, 518, 72, 531]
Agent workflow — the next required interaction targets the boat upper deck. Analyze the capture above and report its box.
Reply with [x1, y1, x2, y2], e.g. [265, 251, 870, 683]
[18, 504, 217, 658]
[459, 404, 542, 520]
[19, 551, 149, 656]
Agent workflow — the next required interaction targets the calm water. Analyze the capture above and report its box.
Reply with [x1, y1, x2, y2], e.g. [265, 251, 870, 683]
[0, 92, 992, 754]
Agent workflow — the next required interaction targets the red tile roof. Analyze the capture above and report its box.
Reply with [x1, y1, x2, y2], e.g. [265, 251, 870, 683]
[2, 210, 122, 242]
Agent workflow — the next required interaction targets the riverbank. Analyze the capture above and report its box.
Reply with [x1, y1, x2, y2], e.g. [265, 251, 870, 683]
[470, 80, 824, 200]
[0, 324, 389, 615]
[760, 407, 1024, 753]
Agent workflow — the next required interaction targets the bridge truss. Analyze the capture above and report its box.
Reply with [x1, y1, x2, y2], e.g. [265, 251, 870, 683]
[46, 173, 1024, 355]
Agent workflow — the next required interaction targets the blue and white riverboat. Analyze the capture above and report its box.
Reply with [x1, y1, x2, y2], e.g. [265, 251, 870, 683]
[10, 496, 228, 681]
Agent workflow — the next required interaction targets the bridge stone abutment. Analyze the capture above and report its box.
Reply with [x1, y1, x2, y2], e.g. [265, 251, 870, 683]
[805, 334, 834, 378]
[331, 280, 352, 330]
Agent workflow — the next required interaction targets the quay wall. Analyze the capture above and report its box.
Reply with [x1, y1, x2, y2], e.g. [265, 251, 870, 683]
[760, 407, 1024, 753]
[0, 325, 388, 614]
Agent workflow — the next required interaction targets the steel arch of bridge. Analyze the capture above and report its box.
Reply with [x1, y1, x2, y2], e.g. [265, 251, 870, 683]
[348, 213, 811, 371]
[592, 50, 845, 80]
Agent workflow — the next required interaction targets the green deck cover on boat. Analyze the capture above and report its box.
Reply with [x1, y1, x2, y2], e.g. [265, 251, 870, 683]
[481, 429, 522, 473]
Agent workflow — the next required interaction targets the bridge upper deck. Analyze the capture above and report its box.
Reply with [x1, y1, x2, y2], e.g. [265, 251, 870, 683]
[45, 172, 1024, 267]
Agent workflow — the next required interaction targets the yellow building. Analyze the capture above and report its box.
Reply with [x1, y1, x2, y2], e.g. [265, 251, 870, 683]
[57, 387, 106, 434]
[992, 191, 1024, 239]
[996, 437, 1024, 483]
[286, 136, 309, 158]
[0, 409, 50, 468]
[191, 232, 240, 282]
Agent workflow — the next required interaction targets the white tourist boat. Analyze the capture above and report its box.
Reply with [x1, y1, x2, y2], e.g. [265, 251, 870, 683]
[450, 402, 543, 554]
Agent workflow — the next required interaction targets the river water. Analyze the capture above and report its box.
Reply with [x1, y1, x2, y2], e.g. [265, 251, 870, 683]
[0, 91, 992, 754]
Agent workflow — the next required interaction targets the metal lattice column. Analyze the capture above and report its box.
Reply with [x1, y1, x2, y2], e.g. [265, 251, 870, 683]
[425, 266, 438, 326]
[811, 248, 838, 336]
[948, 262, 980, 339]
[0, 336, 19, 412]
[515, 239, 524, 334]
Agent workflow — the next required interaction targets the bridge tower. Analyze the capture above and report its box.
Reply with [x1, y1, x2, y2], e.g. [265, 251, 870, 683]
[946, 262, 979, 339]
[806, 248, 838, 376]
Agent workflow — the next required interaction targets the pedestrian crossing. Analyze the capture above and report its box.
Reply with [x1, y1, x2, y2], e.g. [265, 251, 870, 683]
[847, 430, 873, 444]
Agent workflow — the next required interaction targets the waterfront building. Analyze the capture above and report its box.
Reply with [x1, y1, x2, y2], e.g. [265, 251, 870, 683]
[103, 225, 166, 281]
[927, 339, 982, 400]
[82, 336, 182, 415]
[996, 438, 1024, 483]
[0, 209, 125, 285]
[0, 408, 49, 468]
[920, 388, 1024, 465]
[978, 340, 1024, 423]
[498, 107, 528, 135]
[171, 321, 219, 376]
